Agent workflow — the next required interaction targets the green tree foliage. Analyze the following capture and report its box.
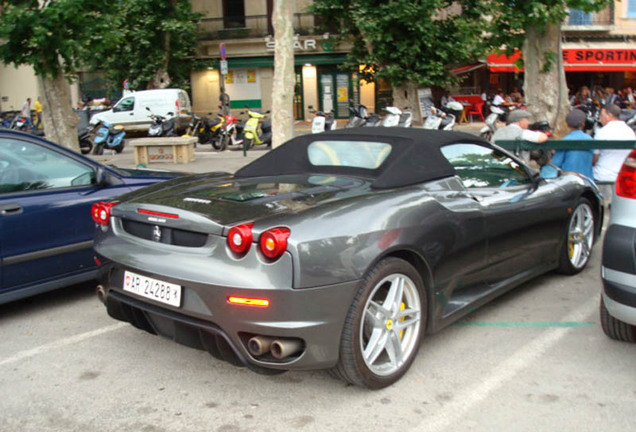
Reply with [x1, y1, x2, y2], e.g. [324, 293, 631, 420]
[0, 0, 113, 77]
[310, 0, 495, 89]
[489, 0, 614, 66]
[87, 0, 203, 92]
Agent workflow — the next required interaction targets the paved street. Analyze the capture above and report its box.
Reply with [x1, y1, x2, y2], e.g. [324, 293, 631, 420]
[1, 122, 634, 431]
[1, 233, 633, 431]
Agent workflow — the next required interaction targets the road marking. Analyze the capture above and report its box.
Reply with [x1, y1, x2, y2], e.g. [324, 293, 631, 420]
[0, 323, 127, 367]
[412, 295, 599, 432]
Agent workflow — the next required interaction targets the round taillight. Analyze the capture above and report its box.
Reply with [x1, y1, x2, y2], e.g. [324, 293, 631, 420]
[227, 223, 253, 254]
[259, 227, 290, 260]
[616, 149, 636, 199]
[91, 201, 117, 226]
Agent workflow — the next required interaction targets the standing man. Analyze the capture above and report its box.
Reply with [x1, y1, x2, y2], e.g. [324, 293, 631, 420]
[21, 97, 33, 130]
[549, 109, 594, 179]
[492, 110, 549, 165]
[33, 97, 43, 129]
[593, 104, 635, 204]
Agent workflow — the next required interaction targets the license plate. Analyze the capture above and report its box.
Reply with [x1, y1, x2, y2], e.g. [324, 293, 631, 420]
[123, 271, 182, 307]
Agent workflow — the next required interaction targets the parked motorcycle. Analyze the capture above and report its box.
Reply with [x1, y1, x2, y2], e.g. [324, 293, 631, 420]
[382, 106, 413, 127]
[218, 113, 244, 150]
[242, 108, 272, 154]
[479, 104, 506, 141]
[309, 106, 337, 133]
[344, 100, 382, 128]
[91, 120, 126, 155]
[422, 107, 455, 130]
[147, 107, 177, 137]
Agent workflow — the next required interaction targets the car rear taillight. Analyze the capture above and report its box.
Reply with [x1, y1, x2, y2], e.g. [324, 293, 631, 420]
[259, 227, 290, 260]
[91, 201, 118, 226]
[227, 223, 254, 254]
[616, 149, 636, 199]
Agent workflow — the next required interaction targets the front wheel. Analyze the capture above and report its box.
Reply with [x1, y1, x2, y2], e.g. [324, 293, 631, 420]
[600, 296, 636, 342]
[331, 257, 426, 389]
[79, 139, 93, 154]
[557, 198, 595, 275]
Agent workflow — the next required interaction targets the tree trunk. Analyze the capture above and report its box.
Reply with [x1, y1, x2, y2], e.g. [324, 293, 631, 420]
[522, 24, 570, 137]
[39, 74, 79, 152]
[392, 82, 423, 126]
[271, 0, 294, 148]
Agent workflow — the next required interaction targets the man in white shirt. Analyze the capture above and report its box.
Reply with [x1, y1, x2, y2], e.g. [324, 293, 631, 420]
[593, 104, 635, 182]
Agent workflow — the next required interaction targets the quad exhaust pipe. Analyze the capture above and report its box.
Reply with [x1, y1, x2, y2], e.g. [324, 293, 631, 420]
[247, 335, 303, 360]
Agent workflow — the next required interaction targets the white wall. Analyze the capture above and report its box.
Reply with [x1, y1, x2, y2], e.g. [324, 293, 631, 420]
[0, 64, 39, 112]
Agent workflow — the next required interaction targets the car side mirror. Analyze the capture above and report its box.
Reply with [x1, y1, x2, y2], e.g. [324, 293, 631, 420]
[95, 167, 108, 187]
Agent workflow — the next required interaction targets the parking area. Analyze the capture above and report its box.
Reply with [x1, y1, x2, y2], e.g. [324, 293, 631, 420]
[1, 233, 634, 432]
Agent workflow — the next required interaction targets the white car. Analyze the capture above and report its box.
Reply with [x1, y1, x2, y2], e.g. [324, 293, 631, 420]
[600, 149, 636, 341]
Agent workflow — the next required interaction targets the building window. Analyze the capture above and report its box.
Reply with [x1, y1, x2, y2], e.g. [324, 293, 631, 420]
[223, 0, 245, 29]
[568, 9, 592, 25]
[628, 0, 636, 18]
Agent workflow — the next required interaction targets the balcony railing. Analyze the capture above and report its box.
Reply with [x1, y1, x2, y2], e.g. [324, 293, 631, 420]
[563, 6, 614, 30]
[198, 13, 317, 40]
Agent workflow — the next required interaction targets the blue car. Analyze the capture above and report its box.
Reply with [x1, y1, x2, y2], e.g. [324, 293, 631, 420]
[0, 129, 183, 304]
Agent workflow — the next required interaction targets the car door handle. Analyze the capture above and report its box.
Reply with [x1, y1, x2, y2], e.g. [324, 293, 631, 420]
[0, 203, 23, 215]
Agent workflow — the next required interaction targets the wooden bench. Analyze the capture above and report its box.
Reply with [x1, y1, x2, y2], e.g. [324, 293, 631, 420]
[131, 137, 197, 165]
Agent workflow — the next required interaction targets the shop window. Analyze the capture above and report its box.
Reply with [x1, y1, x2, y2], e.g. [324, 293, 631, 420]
[223, 0, 245, 28]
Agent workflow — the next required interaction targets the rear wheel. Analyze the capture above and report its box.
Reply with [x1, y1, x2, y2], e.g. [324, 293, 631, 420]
[557, 198, 595, 275]
[79, 139, 92, 154]
[331, 257, 425, 389]
[600, 296, 636, 342]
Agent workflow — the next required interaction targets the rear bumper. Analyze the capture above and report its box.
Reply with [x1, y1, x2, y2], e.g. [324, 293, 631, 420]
[601, 223, 636, 325]
[99, 263, 359, 372]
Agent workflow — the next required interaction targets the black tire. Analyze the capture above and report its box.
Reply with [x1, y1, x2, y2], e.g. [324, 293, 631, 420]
[220, 135, 229, 151]
[600, 296, 636, 342]
[331, 257, 426, 389]
[211, 136, 223, 150]
[113, 142, 125, 153]
[79, 139, 92, 155]
[557, 198, 595, 275]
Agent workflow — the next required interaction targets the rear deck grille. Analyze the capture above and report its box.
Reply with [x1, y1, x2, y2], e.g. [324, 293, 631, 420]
[122, 219, 208, 247]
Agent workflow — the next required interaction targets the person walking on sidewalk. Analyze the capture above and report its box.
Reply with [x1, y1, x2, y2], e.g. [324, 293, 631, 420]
[33, 97, 43, 129]
[21, 97, 33, 130]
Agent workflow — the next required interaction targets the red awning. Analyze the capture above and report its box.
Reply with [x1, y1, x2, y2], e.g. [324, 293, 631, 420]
[487, 48, 636, 72]
[451, 63, 486, 75]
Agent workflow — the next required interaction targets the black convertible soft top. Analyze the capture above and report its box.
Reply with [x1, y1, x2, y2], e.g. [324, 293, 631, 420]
[235, 128, 490, 189]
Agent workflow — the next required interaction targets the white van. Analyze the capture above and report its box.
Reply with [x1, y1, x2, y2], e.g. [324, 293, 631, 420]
[89, 89, 192, 132]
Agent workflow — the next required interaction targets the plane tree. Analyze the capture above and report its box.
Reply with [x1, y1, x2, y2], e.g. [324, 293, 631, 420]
[488, 0, 614, 136]
[309, 0, 496, 124]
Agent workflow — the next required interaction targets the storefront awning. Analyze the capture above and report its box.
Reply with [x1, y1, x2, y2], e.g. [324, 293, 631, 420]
[226, 53, 348, 69]
[451, 63, 486, 75]
[487, 48, 636, 72]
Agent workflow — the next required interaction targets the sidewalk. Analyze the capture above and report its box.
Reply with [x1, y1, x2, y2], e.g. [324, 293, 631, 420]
[88, 121, 485, 174]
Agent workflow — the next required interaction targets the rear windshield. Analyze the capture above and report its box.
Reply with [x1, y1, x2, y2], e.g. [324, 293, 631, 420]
[308, 140, 391, 170]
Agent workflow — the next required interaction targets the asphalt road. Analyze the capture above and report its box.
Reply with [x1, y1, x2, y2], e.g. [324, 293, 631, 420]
[1, 233, 634, 432]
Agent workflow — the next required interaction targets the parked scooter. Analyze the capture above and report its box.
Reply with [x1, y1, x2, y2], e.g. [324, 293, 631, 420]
[309, 106, 337, 133]
[147, 107, 177, 137]
[479, 104, 506, 141]
[217, 113, 244, 151]
[91, 120, 126, 155]
[242, 108, 272, 153]
[422, 107, 455, 130]
[382, 106, 413, 127]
